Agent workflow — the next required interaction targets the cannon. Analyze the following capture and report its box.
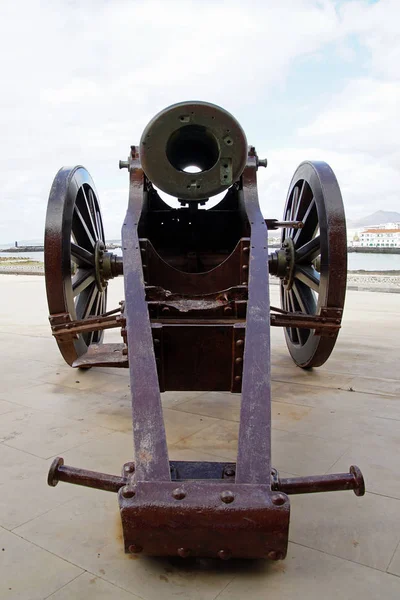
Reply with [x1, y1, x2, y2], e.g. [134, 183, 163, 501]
[45, 101, 364, 560]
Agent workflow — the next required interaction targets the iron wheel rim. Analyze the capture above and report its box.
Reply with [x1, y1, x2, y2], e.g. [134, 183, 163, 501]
[280, 161, 347, 368]
[44, 166, 107, 365]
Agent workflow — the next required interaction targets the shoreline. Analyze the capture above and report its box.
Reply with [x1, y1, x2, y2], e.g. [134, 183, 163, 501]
[1, 267, 399, 294]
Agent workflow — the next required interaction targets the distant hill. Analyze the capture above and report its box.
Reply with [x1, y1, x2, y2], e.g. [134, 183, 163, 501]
[348, 210, 400, 228]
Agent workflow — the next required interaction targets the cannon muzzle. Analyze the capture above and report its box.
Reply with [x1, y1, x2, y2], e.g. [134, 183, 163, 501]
[140, 101, 248, 201]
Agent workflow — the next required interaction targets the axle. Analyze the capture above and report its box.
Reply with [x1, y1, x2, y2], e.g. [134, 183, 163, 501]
[48, 457, 364, 497]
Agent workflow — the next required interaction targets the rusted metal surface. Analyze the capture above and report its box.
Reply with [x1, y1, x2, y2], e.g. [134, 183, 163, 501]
[139, 101, 248, 201]
[45, 100, 363, 561]
[280, 161, 347, 367]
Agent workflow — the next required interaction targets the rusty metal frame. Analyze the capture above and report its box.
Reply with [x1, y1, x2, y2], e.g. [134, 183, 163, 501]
[48, 144, 364, 560]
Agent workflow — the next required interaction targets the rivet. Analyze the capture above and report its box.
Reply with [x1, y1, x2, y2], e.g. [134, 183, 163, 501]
[172, 488, 186, 500]
[224, 467, 235, 477]
[234, 375, 241, 382]
[121, 486, 135, 499]
[124, 464, 135, 473]
[221, 490, 235, 504]
[162, 306, 170, 314]
[242, 264, 248, 271]
[271, 493, 286, 506]
[235, 357, 243, 364]
[218, 549, 232, 560]
[224, 306, 232, 314]
[242, 281, 248, 285]
[243, 246, 250, 253]
[268, 550, 283, 560]
[177, 547, 191, 558]
[153, 338, 160, 345]
[236, 339, 244, 347]
[128, 544, 143, 554]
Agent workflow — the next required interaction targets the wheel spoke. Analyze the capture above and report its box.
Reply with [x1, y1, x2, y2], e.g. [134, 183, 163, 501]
[287, 290, 300, 344]
[296, 235, 321, 263]
[294, 264, 320, 292]
[293, 198, 318, 248]
[73, 204, 96, 250]
[292, 280, 317, 315]
[71, 243, 95, 267]
[72, 268, 95, 297]
[81, 186, 100, 240]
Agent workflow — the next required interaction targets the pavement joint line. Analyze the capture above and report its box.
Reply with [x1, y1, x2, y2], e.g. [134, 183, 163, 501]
[288, 540, 400, 578]
[270, 378, 400, 399]
[7, 526, 86, 575]
[387, 539, 400, 575]
[43, 571, 85, 600]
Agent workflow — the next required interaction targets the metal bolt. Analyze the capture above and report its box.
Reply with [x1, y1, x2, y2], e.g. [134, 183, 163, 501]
[172, 488, 186, 500]
[153, 338, 160, 345]
[242, 264, 248, 271]
[177, 547, 191, 558]
[218, 549, 232, 560]
[221, 490, 235, 504]
[124, 464, 135, 473]
[234, 375, 241, 382]
[128, 544, 143, 554]
[243, 246, 250, 253]
[267, 550, 283, 560]
[271, 493, 286, 506]
[242, 281, 248, 285]
[162, 306, 170, 314]
[235, 357, 243, 364]
[224, 306, 232, 315]
[224, 467, 235, 477]
[236, 339, 244, 347]
[121, 486, 135, 499]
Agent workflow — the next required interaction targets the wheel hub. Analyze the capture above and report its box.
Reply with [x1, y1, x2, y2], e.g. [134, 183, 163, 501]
[272, 237, 295, 291]
[94, 241, 109, 292]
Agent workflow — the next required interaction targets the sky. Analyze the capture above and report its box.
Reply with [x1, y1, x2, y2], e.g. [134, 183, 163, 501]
[0, 0, 399, 243]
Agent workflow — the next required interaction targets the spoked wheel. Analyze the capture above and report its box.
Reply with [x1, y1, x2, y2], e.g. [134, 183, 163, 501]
[45, 166, 108, 366]
[280, 161, 347, 368]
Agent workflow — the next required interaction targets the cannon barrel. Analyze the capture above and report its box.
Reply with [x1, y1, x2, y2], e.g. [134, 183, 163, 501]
[139, 101, 248, 201]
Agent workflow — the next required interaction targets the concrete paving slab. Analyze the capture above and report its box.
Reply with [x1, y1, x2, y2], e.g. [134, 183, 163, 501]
[0, 274, 399, 598]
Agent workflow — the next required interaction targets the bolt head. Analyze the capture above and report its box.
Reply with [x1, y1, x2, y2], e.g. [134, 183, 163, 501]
[128, 544, 143, 554]
[224, 306, 233, 314]
[172, 488, 186, 500]
[271, 493, 286, 506]
[177, 547, 191, 558]
[121, 486, 136, 499]
[221, 490, 235, 504]
[218, 549, 232, 560]
[267, 550, 283, 560]
[124, 463, 135, 474]
[234, 375, 241, 382]
[236, 339, 244, 347]
[224, 467, 235, 477]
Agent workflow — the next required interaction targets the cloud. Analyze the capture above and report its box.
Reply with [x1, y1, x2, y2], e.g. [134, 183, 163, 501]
[0, 0, 398, 242]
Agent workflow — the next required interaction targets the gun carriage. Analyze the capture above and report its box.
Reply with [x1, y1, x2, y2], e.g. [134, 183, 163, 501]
[45, 101, 364, 560]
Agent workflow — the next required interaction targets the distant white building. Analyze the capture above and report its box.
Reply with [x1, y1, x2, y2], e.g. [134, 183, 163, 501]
[353, 222, 400, 248]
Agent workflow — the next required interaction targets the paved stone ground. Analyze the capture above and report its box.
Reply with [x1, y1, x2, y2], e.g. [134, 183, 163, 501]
[0, 274, 399, 599]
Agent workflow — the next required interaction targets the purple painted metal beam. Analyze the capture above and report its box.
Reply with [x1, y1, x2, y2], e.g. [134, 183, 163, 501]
[122, 148, 170, 482]
[235, 156, 272, 485]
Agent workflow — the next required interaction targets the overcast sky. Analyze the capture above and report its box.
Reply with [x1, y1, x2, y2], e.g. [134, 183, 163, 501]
[0, 0, 399, 243]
